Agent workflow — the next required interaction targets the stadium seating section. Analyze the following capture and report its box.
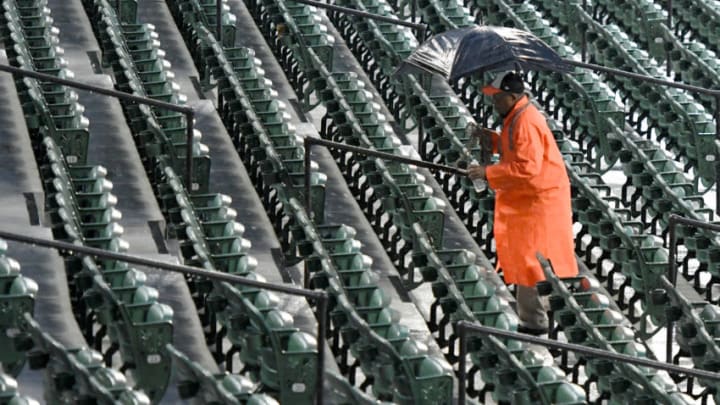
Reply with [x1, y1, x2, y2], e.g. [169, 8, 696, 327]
[2, 0, 720, 403]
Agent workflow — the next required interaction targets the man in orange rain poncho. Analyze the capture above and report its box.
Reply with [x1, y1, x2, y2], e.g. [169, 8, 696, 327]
[467, 71, 578, 335]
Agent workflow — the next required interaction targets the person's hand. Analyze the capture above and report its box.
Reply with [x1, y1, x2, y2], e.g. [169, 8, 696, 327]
[469, 126, 498, 139]
[479, 127, 498, 138]
[467, 164, 486, 180]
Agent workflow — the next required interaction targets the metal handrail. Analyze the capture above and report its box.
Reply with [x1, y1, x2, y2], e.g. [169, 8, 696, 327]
[0, 230, 329, 405]
[303, 137, 467, 216]
[0, 64, 196, 191]
[456, 321, 720, 404]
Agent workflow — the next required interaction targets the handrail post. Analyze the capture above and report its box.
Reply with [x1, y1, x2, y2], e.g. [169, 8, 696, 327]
[304, 137, 313, 218]
[0, 64, 196, 191]
[185, 111, 195, 191]
[716, 95, 720, 214]
[581, 0, 587, 62]
[457, 321, 468, 405]
[667, 214, 678, 363]
[315, 293, 328, 405]
[217, 0, 224, 111]
[667, 0, 673, 75]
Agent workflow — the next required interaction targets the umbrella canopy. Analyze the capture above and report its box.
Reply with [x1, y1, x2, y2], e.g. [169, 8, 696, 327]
[395, 25, 571, 81]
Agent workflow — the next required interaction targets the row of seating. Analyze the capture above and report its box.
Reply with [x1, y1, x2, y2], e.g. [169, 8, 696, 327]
[0, 371, 38, 405]
[592, 0, 720, 109]
[245, 0, 335, 107]
[40, 136, 174, 402]
[159, 165, 322, 404]
[82, 0, 212, 193]
[288, 198, 455, 403]
[170, 3, 329, 223]
[15, 313, 152, 404]
[178, 0, 237, 47]
[165, 344, 278, 404]
[259, 0, 452, 269]
[668, 0, 720, 53]
[166, 2, 457, 402]
[0, 239, 150, 404]
[0, 0, 177, 400]
[538, 260, 696, 404]
[0, 0, 90, 164]
[538, 0, 718, 187]
[327, 0, 420, 130]
[0, 239, 38, 378]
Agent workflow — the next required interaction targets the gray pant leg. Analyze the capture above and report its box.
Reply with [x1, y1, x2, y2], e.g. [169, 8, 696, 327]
[516, 284, 549, 329]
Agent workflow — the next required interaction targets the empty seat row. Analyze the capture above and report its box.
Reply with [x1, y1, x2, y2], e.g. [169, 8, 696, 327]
[170, 0, 237, 47]
[328, 0, 419, 130]
[0, 0, 90, 164]
[592, 0, 720, 111]
[165, 0, 331, 265]
[39, 137, 174, 402]
[286, 198, 455, 404]
[0, 372, 38, 405]
[0, 240, 150, 405]
[252, 0, 450, 271]
[538, 261, 696, 403]
[536, 0, 718, 187]
[189, 23, 328, 222]
[15, 313, 152, 404]
[165, 344, 278, 405]
[253, 0, 336, 105]
[0, 239, 38, 377]
[665, 0, 720, 55]
[159, 166, 319, 404]
[82, 0, 212, 192]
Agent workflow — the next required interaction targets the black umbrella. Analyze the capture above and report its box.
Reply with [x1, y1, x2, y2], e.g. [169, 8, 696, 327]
[395, 25, 572, 81]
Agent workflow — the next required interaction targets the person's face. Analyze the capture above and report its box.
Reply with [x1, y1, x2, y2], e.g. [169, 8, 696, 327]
[491, 92, 520, 116]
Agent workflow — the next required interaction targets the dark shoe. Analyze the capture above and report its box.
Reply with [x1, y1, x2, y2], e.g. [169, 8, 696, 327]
[517, 325, 548, 336]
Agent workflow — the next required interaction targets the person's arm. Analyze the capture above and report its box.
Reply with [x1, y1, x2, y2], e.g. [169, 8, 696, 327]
[485, 120, 543, 190]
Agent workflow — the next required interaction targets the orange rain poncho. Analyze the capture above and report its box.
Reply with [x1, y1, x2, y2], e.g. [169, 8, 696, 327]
[485, 95, 578, 287]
